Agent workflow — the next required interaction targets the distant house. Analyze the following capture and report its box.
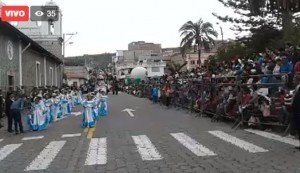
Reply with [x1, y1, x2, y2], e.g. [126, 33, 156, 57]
[64, 66, 88, 87]
[65, 53, 114, 70]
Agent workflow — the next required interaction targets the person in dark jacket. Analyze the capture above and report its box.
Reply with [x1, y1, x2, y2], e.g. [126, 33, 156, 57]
[5, 92, 14, 133]
[10, 94, 25, 134]
[293, 85, 300, 149]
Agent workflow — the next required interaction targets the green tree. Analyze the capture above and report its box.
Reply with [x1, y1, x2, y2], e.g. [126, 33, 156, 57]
[214, 0, 300, 42]
[179, 19, 218, 65]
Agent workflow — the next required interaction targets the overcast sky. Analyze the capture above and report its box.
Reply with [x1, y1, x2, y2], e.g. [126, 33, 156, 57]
[2, 0, 236, 56]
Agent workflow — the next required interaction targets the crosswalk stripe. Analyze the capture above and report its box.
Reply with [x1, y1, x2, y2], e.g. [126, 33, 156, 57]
[22, 136, 44, 141]
[85, 138, 107, 165]
[132, 135, 162, 161]
[25, 141, 66, 171]
[61, 133, 81, 138]
[0, 143, 22, 161]
[171, 133, 216, 156]
[245, 129, 299, 147]
[208, 131, 268, 153]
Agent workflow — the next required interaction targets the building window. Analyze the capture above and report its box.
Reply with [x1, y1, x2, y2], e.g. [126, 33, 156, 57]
[191, 60, 195, 65]
[8, 75, 14, 91]
[36, 61, 41, 87]
[152, 67, 160, 72]
[49, 67, 53, 86]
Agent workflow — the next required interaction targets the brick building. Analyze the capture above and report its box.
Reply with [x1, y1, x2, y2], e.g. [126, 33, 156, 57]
[0, 20, 63, 94]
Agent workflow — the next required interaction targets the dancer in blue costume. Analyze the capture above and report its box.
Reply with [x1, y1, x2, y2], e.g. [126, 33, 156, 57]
[92, 92, 100, 120]
[44, 93, 54, 123]
[75, 89, 82, 105]
[53, 92, 62, 119]
[61, 91, 71, 116]
[82, 93, 96, 128]
[98, 89, 109, 117]
[27, 96, 49, 131]
[68, 90, 75, 109]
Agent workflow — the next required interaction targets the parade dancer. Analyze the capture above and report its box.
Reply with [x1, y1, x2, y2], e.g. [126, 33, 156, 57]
[44, 93, 54, 123]
[53, 93, 62, 119]
[98, 89, 109, 117]
[92, 92, 100, 120]
[82, 93, 96, 128]
[27, 97, 49, 131]
[61, 91, 71, 116]
[75, 89, 82, 105]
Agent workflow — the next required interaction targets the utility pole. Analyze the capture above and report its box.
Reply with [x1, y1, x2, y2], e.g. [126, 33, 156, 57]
[216, 22, 224, 43]
[62, 32, 77, 58]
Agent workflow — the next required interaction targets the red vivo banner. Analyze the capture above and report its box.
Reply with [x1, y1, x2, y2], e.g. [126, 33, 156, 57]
[1, 6, 29, 21]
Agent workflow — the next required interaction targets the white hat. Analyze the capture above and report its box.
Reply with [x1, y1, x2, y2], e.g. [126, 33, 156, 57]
[275, 56, 281, 61]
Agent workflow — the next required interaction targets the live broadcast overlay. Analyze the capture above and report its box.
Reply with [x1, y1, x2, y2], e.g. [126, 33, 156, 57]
[0, 5, 59, 22]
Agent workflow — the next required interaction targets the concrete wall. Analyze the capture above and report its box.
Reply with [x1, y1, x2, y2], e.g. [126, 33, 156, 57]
[0, 29, 21, 90]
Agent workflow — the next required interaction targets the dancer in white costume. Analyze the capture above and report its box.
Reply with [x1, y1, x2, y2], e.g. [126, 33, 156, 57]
[27, 97, 49, 131]
[98, 89, 109, 117]
[82, 94, 97, 128]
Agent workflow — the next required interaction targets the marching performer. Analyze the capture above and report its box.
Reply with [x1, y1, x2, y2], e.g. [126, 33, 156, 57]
[82, 93, 97, 128]
[98, 89, 109, 117]
[27, 96, 49, 131]
[61, 90, 71, 116]
[53, 92, 62, 119]
[44, 93, 54, 123]
[75, 89, 82, 105]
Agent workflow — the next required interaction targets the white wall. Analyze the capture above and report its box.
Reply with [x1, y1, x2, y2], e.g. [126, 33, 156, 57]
[67, 78, 85, 86]
[147, 66, 164, 77]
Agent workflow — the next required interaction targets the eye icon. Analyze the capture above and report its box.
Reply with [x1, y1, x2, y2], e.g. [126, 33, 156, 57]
[35, 11, 44, 17]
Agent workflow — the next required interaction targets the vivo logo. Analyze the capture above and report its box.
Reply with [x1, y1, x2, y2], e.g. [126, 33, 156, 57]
[1, 6, 29, 21]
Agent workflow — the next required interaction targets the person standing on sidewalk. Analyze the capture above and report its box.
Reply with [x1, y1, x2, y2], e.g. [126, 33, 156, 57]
[10, 94, 25, 134]
[5, 92, 14, 133]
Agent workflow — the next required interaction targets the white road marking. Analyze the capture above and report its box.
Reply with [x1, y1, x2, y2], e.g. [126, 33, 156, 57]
[25, 141, 66, 171]
[208, 130, 268, 153]
[171, 133, 216, 156]
[132, 135, 163, 161]
[61, 133, 82, 138]
[0, 143, 22, 161]
[122, 108, 135, 117]
[0, 139, 3, 143]
[22, 136, 44, 141]
[85, 138, 107, 165]
[245, 129, 299, 146]
[72, 112, 82, 116]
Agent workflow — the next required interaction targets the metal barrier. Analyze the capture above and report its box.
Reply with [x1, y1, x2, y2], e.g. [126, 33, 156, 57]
[124, 73, 292, 133]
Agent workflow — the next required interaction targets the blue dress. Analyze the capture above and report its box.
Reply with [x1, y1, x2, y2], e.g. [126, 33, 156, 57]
[44, 99, 54, 123]
[93, 97, 100, 120]
[82, 100, 97, 128]
[53, 97, 62, 119]
[75, 91, 82, 105]
[27, 101, 49, 131]
[61, 95, 71, 116]
[98, 95, 108, 116]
